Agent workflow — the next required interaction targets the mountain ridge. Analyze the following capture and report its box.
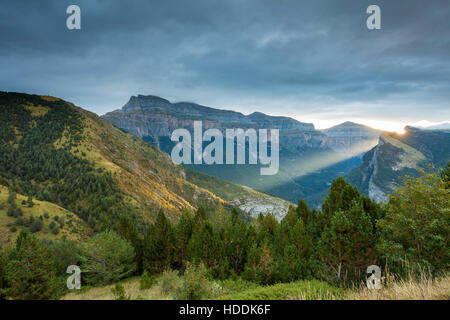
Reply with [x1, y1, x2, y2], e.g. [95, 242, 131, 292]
[348, 126, 450, 202]
[0, 91, 291, 224]
[101, 94, 383, 207]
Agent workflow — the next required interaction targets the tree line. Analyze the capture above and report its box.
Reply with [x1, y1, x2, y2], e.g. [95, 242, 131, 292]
[1, 163, 448, 299]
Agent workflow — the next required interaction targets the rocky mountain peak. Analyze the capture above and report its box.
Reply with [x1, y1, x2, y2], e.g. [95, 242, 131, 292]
[122, 94, 172, 111]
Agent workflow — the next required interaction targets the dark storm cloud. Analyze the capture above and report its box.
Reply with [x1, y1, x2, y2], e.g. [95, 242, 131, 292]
[0, 0, 449, 125]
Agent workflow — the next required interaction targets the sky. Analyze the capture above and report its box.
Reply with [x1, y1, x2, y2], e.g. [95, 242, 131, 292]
[1, 0, 449, 132]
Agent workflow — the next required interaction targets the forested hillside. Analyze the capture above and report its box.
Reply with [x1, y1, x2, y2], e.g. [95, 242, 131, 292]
[0, 92, 448, 300]
[0, 92, 240, 230]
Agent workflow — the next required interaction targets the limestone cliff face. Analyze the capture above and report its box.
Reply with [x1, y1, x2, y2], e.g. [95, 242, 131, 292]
[348, 126, 450, 202]
[102, 94, 325, 153]
[102, 95, 394, 207]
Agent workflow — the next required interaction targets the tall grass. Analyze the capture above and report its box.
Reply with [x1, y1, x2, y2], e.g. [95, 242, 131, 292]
[350, 265, 449, 300]
[62, 269, 449, 300]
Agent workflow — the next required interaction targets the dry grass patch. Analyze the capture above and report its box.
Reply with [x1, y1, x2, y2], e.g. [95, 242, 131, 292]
[350, 275, 450, 300]
[62, 272, 184, 300]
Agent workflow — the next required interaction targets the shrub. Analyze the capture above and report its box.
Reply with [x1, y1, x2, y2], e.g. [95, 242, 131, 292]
[13, 207, 23, 218]
[78, 230, 136, 286]
[175, 263, 212, 300]
[30, 218, 44, 233]
[26, 196, 34, 207]
[15, 217, 24, 226]
[6, 206, 14, 217]
[111, 283, 129, 300]
[157, 269, 181, 296]
[139, 270, 153, 290]
[51, 226, 60, 235]
[218, 280, 345, 300]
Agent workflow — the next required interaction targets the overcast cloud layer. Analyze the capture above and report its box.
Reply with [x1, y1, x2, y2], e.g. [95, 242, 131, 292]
[1, 0, 449, 129]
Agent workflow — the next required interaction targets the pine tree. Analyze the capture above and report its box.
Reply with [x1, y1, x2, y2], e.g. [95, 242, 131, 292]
[317, 201, 375, 285]
[319, 177, 360, 231]
[442, 161, 450, 188]
[0, 245, 7, 300]
[195, 206, 207, 221]
[296, 199, 312, 226]
[6, 230, 57, 299]
[174, 209, 194, 270]
[223, 214, 248, 274]
[289, 220, 312, 266]
[230, 208, 240, 225]
[242, 243, 277, 285]
[187, 221, 227, 278]
[143, 209, 175, 275]
[79, 230, 136, 285]
[283, 205, 298, 227]
[26, 195, 34, 207]
[7, 186, 16, 205]
[116, 214, 143, 273]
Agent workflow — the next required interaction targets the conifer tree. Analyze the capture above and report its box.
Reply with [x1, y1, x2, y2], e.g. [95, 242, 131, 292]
[243, 243, 277, 285]
[442, 161, 450, 188]
[0, 245, 7, 300]
[174, 209, 194, 270]
[79, 230, 136, 285]
[283, 205, 298, 227]
[116, 214, 143, 273]
[223, 213, 248, 274]
[296, 199, 312, 226]
[187, 221, 227, 278]
[26, 195, 34, 207]
[6, 230, 57, 299]
[319, 177, 360, 231]
[317, 201, 375, 285]
[143, 209, 175, 275]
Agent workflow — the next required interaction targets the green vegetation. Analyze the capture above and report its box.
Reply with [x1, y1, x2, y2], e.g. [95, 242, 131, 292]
[0, 185, 89, 244]
[0, 92, 138, 232]
[1, 160, 448, 301]
[377, 168, 450, 276]
[139, 271, 153, 290]
[218, 280, 345, 300]
[78, 230, 136, 286]
[111, 283, 130, 300]
[0, 92, 448, 300]
[4, 230, 57, 299]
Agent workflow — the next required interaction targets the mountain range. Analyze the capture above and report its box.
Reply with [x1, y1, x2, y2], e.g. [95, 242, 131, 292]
[1, 91, 448, 238]
[0, 91, 292, 245]
[102, 95, 382, 207]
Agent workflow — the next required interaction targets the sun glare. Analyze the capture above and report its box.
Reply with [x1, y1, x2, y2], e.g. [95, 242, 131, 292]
[308, 118, 406, 134]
